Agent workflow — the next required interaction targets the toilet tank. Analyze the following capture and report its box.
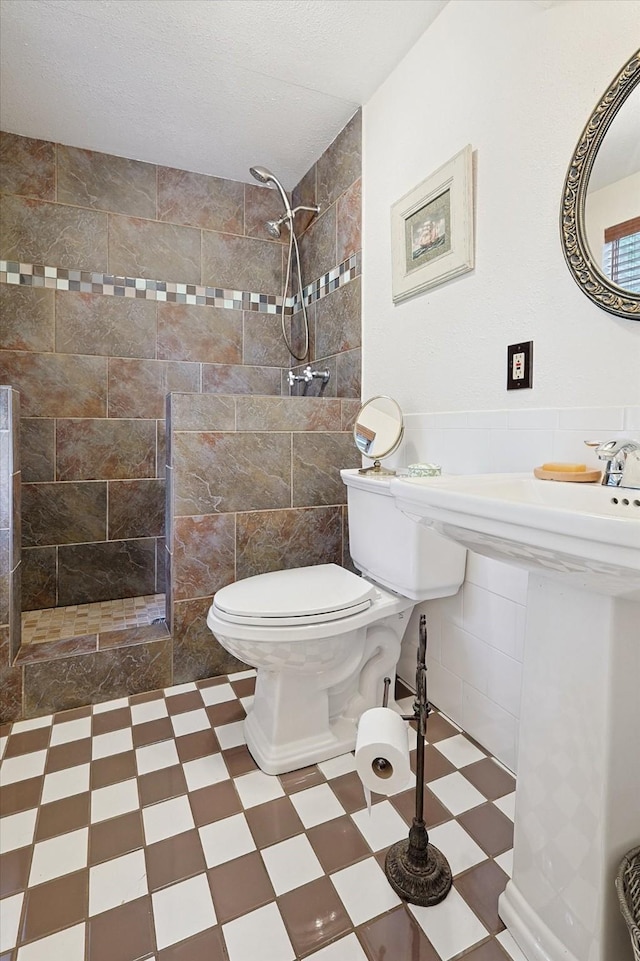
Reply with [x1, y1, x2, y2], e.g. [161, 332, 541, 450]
[341, 469, 466, 601]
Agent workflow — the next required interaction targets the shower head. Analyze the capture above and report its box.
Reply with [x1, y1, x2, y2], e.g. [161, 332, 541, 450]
[249, 164, 293, 220]
[266, 219, 284, 239]
[250, 165, 318, 244]
[249, 165, 274, 185]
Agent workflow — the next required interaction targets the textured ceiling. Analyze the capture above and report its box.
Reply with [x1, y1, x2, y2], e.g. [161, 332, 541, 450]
[0, 0, 448, 188]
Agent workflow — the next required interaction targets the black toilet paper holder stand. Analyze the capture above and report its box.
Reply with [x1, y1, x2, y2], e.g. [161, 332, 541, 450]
[376, 613, 453, 906]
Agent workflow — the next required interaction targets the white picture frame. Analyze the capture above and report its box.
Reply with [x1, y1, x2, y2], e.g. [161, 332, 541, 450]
[391, 144, 474, 304]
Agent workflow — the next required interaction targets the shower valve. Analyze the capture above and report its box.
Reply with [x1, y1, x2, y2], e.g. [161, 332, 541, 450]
[305, 366, 330, 384]
[287, 366, 331, 388]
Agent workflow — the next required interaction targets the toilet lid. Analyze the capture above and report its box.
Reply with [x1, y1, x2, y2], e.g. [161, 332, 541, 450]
[213, 564, 376, 626]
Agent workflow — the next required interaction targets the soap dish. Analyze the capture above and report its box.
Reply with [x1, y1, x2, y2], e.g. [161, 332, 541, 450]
[408, 463, 442, 477]
[533, 467, 601, 483]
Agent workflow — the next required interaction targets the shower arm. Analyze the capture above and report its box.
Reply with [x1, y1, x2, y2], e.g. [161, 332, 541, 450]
[290, 203, 320, 217]
[272, 203, 321, 231]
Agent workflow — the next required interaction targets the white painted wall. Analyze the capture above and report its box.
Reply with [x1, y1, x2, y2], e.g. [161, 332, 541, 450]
[362, 0, 640, 413]
[361, 0, 640, 769]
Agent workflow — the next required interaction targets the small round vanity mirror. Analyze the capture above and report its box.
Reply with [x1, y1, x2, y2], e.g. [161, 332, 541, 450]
[354, 396, 404, 475]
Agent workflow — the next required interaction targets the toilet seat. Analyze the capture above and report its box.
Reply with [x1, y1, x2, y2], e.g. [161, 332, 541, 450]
[212, 563, 376, 626]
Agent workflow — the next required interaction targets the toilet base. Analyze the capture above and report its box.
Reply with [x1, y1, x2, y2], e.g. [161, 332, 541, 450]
[208, 582, 417, 776]
[243, 658, 368, 776]
[235, 601, 414, 775]
[245, 709, 356, 776]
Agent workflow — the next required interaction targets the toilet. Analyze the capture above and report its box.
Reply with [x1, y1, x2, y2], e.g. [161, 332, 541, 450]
[206, 468, 466, 775]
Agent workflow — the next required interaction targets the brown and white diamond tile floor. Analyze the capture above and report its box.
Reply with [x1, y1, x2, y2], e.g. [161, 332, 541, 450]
[0, 673, 527, 961]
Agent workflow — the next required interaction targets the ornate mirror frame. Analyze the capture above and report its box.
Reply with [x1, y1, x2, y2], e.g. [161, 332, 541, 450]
[560, 51, 640, 320]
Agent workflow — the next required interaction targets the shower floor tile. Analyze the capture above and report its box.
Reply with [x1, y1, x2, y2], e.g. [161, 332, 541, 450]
[21, 595, 166, 645]
[0, 674, 517, 961]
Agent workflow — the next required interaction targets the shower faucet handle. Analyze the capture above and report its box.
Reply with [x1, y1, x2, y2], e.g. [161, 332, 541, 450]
[304, 366, 331, 385]
[287, 367, 331, 389]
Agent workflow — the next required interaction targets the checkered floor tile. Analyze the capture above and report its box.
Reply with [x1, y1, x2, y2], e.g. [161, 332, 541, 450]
[0, 674, 521, 961]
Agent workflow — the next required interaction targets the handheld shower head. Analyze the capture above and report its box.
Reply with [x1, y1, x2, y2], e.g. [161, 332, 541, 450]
[249, 165, 292, 220]
[249, 165, 273, 185]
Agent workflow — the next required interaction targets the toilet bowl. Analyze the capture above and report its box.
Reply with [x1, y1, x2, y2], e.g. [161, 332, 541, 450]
[207, 469, 466, 775]
[207, 564, 414, 774]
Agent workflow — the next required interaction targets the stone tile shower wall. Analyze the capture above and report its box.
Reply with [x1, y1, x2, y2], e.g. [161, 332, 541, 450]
[0, 386, 22, 719]
[289, 111, 362, 397]
[0, 115, 362, 618]
[166, 394, 361, 684]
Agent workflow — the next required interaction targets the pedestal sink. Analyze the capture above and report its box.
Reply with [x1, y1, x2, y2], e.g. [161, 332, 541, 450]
[390, 474, 640, 961]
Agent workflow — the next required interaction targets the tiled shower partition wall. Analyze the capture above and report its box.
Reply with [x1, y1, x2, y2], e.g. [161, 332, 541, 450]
[0, 111, 362, 720]
[166, 393, 361, 684]
[0, 386, 22, 718]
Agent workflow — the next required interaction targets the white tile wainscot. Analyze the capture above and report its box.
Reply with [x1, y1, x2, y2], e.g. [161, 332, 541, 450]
[394, 405, 639, 773]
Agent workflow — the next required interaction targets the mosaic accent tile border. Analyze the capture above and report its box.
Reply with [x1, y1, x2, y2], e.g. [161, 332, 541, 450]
[0, 251, 361, 315]
[292, 252, 361, 312]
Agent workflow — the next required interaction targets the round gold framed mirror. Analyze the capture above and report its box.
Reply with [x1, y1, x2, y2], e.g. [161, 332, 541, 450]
[354, 396, 404, 475]
[560, 50, 639, 320]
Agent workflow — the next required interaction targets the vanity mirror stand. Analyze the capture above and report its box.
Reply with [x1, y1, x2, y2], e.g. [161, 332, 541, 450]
[354, 395, 404, 475]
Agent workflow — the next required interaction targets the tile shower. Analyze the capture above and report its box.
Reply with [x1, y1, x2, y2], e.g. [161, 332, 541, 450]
[0, 112, 363, 722]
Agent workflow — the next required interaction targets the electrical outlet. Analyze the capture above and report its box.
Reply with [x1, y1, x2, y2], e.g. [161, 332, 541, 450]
[512, 351, 525, 380]
[507, 341, 533, 390]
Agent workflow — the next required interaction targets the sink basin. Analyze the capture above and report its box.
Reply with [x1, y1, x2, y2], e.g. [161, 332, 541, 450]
[389, 472, 640, 961]
[391, 473, 640, 599]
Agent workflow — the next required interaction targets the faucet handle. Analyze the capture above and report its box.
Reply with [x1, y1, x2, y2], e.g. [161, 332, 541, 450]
[585, 438, 640, 457]
[608, 438, 640, 454]
[584, 441, 614, 467]
[584, 439, 622, 487]
[584, 438, 640, 488]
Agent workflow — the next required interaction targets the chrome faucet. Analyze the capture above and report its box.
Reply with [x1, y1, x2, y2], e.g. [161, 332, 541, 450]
[585, 439, 640, 489]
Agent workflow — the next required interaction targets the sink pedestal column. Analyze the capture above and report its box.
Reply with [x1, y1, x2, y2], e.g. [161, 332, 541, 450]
[498, 575, 639, 961]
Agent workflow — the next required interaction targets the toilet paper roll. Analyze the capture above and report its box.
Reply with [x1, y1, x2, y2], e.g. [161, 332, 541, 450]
[355, 707, 411, 797]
